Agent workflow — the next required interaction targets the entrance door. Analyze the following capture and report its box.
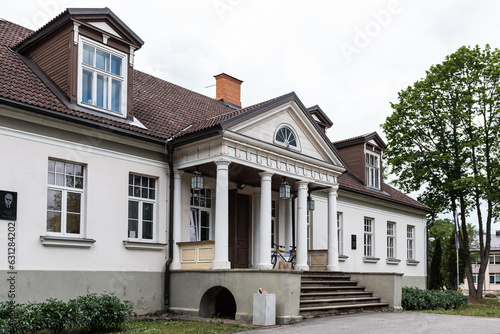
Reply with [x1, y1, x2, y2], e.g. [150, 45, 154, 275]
[228, 190, 250, 268]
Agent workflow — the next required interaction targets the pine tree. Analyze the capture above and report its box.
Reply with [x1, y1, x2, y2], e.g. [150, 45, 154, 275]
[429, 238, 443, 290]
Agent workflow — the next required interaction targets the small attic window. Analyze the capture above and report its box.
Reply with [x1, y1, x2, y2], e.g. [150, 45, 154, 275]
[274, 125, 300, 150]
[78, 36, 127, 117]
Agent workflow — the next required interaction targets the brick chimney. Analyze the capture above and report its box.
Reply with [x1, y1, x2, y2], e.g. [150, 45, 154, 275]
[214, 73, 243, 107]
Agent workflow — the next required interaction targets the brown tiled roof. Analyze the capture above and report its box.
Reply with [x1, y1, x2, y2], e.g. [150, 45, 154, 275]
[0, 19, 242, 141]
[338, 172, 430, 212]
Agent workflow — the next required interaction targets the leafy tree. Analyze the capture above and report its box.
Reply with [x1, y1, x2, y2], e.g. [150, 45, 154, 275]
[382, 45, 500, 299]
[429, 237, 443, 290]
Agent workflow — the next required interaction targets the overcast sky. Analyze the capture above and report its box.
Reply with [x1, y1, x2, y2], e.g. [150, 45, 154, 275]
[2, 0, 500, 143]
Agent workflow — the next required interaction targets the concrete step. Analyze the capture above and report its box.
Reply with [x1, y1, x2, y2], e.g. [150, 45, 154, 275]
[300, 302, 390, 317]
[300, 296, 381, 306]
[300, 291, 373, 300]
[301, 279, 358, 286]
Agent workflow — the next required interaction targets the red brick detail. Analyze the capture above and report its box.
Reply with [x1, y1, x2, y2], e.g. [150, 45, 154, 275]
[214, 73, 243, 107]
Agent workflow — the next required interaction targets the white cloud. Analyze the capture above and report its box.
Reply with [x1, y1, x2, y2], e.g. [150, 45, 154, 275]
[2, 0, 500, 142]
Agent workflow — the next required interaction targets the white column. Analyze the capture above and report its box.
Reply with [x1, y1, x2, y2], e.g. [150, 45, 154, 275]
[170, 170, 183, 270]
[257, 172, 273, 269]
[326, 185, 340, 271]
[296, 181, 309, 271]
[213, 159, 231, 269]
[284, 198, 292, 251]
[252, 187, 261, 268]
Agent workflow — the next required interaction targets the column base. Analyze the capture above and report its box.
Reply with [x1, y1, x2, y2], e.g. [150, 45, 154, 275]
[325, 264, 340, 271]
[255, 263, 273, 270]
[212, 260, 231, 269]
[295, 264, 309, 271]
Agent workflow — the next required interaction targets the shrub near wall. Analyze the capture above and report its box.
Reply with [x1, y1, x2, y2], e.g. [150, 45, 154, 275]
[402, 287, 468, 311]
[0, 293, 133, 333]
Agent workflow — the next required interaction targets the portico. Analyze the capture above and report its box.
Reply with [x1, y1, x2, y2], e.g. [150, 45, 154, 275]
[170, 127, 344, 271]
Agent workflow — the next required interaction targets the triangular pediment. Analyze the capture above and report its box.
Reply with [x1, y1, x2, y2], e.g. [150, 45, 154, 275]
[88, 21, 121, 38]
[224, 94, 344, 168]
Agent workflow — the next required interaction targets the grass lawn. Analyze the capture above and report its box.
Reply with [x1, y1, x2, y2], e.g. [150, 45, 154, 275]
[111, 319, 251, 334]
[420, 297, 500, 317]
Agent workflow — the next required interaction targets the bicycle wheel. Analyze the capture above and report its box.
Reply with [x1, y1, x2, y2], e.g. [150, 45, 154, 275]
[271, 254, 277, 269]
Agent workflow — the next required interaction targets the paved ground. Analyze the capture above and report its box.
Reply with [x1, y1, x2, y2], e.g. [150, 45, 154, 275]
[242, 312, 500, 334]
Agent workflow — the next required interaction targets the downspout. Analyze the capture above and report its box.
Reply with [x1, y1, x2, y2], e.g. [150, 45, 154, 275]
[164, 141, 175, 308]
[291, 194, 298, 250]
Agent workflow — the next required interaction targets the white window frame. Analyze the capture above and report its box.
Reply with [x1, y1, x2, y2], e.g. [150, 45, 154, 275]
[271, 200, 276, 249]
[387, 222, 395, 258]
[128, 174, 157, 241]
[337, 212, 342, 254]
[364, 218, 374, 257]
[274, 123, 301, 151]
[307, 210, 312, 250]
[46, 159, 85, 237]
[365, 151, 380, 189]
[77, 36, 128, 117]
[472, 273, 478, 285]
[190, 188, 212, 242]
[489, 253, 500, 264]
[490, 273, 500, 284]
[407, 225, 415, 260]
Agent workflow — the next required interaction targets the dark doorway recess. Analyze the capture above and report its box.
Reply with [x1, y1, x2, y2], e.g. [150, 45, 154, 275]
[229, 191, 250, 268]
[199, 286, 237, 319]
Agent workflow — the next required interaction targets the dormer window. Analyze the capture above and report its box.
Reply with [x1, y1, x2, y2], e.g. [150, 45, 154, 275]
[275, 125, 300, 150]
[365, 152, 380, 188]
[78, 37, 127, 116]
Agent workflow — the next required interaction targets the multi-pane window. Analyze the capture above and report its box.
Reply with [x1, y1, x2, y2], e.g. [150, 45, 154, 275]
[190, 188, 212, 241]
[47, 159, 84, 235]
[307, 210, 312, 250]
[275, 126, 297, 148]
[387, 222, 395, 258]
[271, 200, 276, 249]
[365, 152, 380, 188]
[79, 37, 126, 115]
[337, 213, 342, 254]
[407, 225, 415, 260]
[490, 273, 500, 284]
[489, 254, 500, 264]
[364, 218, 373, 257]
[128, 174, 156, 240]
[473, 273, 478, 285]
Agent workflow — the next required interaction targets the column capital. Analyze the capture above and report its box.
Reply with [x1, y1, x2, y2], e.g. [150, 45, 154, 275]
[258, 171, 274, 180]
[296, 180, 309, 190]
[173, 170, 184, 178]
[214, 158, 231, 167]
[328, 184, 339, 195]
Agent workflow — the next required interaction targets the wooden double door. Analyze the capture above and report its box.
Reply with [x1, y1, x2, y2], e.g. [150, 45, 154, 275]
[228, 190, 250, 268]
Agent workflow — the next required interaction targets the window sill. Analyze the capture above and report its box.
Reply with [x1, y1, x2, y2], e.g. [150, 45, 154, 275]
[123, 240, 167, 251]
[406, 259, 420, 266]
[386, 258, 401, 265]
[339, 254, 349, 262]
[363, 256, 380, 263]
[40, 235, 95, 248]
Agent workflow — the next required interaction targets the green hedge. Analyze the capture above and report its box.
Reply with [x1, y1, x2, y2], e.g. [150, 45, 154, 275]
[0, 292, 133, 333]
[402, 287, 468, 310]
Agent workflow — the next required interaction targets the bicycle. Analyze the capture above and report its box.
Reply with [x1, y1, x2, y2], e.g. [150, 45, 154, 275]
[271, 244, 296, 269]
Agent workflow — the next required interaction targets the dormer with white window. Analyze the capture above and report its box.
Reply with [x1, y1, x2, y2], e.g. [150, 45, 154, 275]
[14, 8, 143, 120]
[333, 132, 387, 189]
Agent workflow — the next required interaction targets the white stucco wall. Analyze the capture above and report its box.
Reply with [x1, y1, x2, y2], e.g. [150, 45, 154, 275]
[310, 190, 427, 284]
[0, 112, 168, 273]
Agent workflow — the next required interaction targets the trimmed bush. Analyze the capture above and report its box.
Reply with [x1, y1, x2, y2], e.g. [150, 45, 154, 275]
[402, 287, 468, 310]
[0, 292, 133, 333]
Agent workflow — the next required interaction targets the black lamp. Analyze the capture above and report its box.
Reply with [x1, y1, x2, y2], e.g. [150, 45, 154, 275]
[191, 167, 204, 190]
[279, 177, 291, 199]
[307, 193, 315, 211]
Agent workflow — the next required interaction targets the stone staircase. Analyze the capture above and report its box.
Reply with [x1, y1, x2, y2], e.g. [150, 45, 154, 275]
[300, 271, 389, 318]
